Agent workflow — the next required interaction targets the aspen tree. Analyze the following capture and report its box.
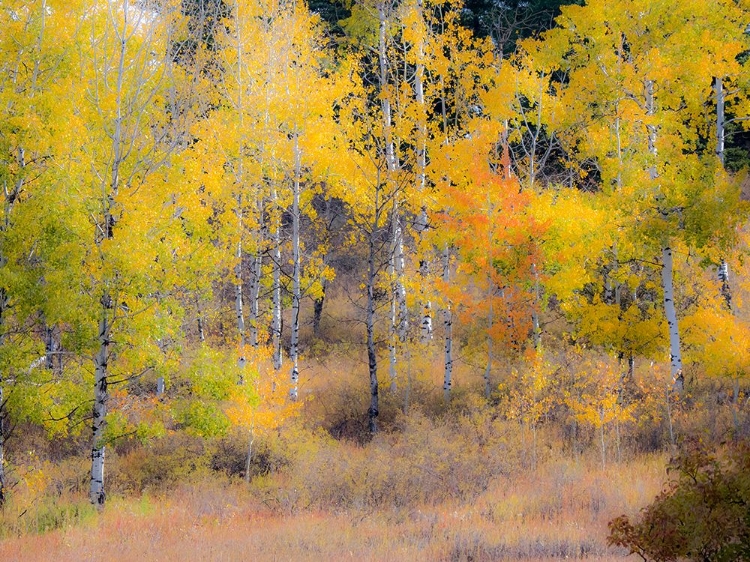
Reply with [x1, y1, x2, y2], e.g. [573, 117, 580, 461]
[73, 0, 187, 506]
[522, 0, 749, 382]
[0, 0, 90, 504]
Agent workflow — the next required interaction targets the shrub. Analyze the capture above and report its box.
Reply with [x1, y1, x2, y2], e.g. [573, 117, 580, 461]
[608, 442, 750, 561]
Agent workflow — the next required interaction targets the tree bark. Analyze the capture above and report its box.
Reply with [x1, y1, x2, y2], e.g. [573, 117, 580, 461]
[661, 246, 683, 391]
[715, 77, 725, 166]
[413, 0, 432, 344]
[271, 191, 283, 374]
[443, 246, 453, 402]
[646, 79, 683, 392]
[367, 220, 379, 434]
[248, 204, 264, 348]
[90, 299, 110, 506]
[0, 289, 7, 506]
[290, 133, 301, 400]
[235, 232, 247, 384]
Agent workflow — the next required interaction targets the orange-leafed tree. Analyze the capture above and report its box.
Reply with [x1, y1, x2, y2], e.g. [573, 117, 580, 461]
[433, 129, 544, 398]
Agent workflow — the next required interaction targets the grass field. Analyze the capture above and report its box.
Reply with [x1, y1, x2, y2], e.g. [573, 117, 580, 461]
[0, 451, 665, 561]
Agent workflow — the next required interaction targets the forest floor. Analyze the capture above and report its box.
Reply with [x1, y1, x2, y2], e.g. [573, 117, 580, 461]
[1, 452, 665, 561]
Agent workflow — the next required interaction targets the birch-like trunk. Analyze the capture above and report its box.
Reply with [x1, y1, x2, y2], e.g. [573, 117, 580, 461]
[91, 300, 111, 506]
[235, 235, 247, 384]
[0, 290, 6, 505]
[715, 77, 725, 166]
[196, 297, 205, 342]
[442, 246, 453, 402]
[271, 192, 283, 373]
[0, 383, 4, 507]
[367, 220, 379, 434]
[233, 9, 247, 384]
[290, 133, 301, 400]
[715, 79, 732, 309]
[379, 2, 406, 391]
[248, 208, 264, 348]
[414, 0, 432, 344]
[388, 213, 406, 392]
[90, 0, 129, 505]
[661, 247, 683, 390]
[647, 79, 683, 391]
[718, 259, 731, 309]
[531, 262, 541, 350]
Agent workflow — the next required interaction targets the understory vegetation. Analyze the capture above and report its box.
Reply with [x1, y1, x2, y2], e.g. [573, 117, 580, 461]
[0, 342, 748, 559]
[1, 0, 750, 558]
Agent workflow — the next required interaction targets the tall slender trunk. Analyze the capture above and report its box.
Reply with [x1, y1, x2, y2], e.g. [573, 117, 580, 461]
[414, 0, 432, 344]
[290, 133, 301, 400]
[531, 262, 541, 350]
[91, 300, 111, 506]
[90, 0, 129, 506]
[235, 224, 247, 384]
[271, 191, 283, 373]
[0, 289, 7, 506]
[714, 76, 738, 435]
[718, 259, 731, 309]
[662, 246, 683, 390]
[0, 383, 4, 507]
[389, 270, 398, 392]
[248, 208, 264, 348]
[367, 219, 379, 434]
[196, 296, 205, 343]
[714, 79, 732, 310]
[234, 7, 246, 384]
[715, 77, 725, 166]
[379, 2, 405, 391]
[443, 246, 453, 402]
[419, 257, 433, 342]
[646, 79, 683, 391]
[388, 212, 406, 392]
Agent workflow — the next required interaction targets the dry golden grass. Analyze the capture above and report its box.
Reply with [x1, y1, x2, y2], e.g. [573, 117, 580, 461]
[0, 453, 665, 561]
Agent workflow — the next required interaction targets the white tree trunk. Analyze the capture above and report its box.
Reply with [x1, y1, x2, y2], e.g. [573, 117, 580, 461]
[414, 1, 432, 344]
[0, 290, 6, 505]
[196, 297, 205, 342]
[389, 276, 398, 392]
[715, 79, 732, 309]
[88, 0, 133, 507]
[249, 250, 262, 347]
[388, 213, 407, 393]
[0, 381, 4, 507]
[271, 192, 283, 373]
[378, 2, 406, 392]
[235, 235, 247, 384]
[90, 304, 110, 506]
[442, 246, 453, 402]
[248, 200, 264, 349]
[715, 77, 725, 166]
[290, 133, 301, 400]
[647, 79, 683, 392]
[367, 217, 380, 433]
[532, 262, 541, 350]
[661, 247, 683, 390]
